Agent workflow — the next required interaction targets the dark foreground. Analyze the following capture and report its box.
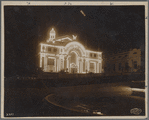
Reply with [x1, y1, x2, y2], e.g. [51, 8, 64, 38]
[4, 74, 145, 117]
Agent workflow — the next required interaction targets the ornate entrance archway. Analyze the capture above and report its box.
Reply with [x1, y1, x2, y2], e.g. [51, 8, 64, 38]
[64, 42, 86, 73]
[68, 51, 79, 73]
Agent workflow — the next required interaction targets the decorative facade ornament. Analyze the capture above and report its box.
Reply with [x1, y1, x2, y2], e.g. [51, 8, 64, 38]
[72, 35, 77, 40]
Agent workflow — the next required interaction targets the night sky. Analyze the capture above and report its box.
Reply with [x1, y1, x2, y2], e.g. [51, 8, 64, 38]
[4, 6, 145, 77]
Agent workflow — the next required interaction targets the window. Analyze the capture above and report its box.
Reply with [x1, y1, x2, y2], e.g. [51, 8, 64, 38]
[42, 57, 44, 68]
[90, 63, 94, 69]
[42, 46, 45, 51]
[94, 54, 96, 57]
[48, 47, 51, 51]
[48, 59, 54, 65]
[54, 48, 57, 52]
[90, 53, 92, 57]
[125, 62, 129, 71]
[134, 61, 137, 69]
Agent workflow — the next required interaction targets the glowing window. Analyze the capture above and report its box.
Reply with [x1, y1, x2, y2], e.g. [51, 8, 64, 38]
[42, 46, 44, 51]
[90, 63, 94, 69]
[134, 61, 137, 69]
[133, 52, 137, 54]
[48, 59, 54, 65]
[125, 62, 129, 71]
[90, 53, 92, 57]
[54, 48, 57, 52]
[48, 47, 51, 51]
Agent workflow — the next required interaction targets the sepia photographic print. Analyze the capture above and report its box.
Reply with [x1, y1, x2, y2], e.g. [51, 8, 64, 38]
[1, 1, 148, 119]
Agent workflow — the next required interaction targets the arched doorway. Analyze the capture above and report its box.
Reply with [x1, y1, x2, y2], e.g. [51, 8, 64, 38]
[70, 63, 77, 73]
[65, 42, 86, 73]
[69, 51, 78, 73]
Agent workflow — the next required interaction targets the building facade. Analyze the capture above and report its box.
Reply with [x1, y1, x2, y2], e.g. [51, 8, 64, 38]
[103, 48, 142, 73]
[39, 28, 102, 73]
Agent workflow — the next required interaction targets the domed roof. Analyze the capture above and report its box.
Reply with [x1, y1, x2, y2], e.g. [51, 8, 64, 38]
[50, 28, 55, 34]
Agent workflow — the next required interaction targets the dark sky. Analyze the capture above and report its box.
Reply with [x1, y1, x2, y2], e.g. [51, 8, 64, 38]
[4, 6, 145, 76]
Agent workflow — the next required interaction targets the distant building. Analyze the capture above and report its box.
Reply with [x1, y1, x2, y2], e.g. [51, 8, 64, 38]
[103, 48, 142, 73]
[39, 28, 102, 73]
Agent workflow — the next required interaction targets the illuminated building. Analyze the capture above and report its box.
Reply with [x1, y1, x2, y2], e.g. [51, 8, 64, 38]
[103, 48, 142, 73]
[39, 28, 102, 73]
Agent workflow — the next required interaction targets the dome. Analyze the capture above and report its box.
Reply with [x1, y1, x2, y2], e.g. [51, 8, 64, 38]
[50, 28, 55, 34]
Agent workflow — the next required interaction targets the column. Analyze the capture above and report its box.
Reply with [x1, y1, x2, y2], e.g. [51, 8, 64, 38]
[44, 55, 47, 72]
[54, 58, 56, 72]
[58, 59, 61, 71]
[79, 59, 83, 73]
[64, 57, 67, 71]
[80, 60, 83, 73]
[82, 58, 84, 73]
[56, 59, 58, 72]
[99, 63, 101, 73]
[100, 61, 102, 73]
[94, 62, 96, 73]
[88, 61, 90, 72]
[62, 56, 64, 70]
[57, 58, 60, 72]
[40, 54, 42, 68]
[99, 62, 102, 73]
[67, 56, 69, 72]
[85, 60, 88, 73]
[60, 59, 63, 70]
[97, 62, 99, 73]
[77, 58, 79, 73]
[79, 61, 80, 73]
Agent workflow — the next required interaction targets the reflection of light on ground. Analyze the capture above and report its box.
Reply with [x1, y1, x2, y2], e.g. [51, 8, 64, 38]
[93, 111, 104, 115]
[45, 92, 145, 116]
[84, 109, 89, 113]
[75, 105, 87, 109]
[131, 88, 145, 92]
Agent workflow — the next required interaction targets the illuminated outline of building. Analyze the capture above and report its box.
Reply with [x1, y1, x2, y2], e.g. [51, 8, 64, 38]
[39, 28, 102, 73]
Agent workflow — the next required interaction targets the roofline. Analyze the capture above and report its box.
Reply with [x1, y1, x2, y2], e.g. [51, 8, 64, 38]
[40, 41, 102, 54]
[86, 50, 102, 54]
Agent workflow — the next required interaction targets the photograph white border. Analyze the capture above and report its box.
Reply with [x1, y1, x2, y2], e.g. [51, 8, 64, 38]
[1, 1, 148, 119]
